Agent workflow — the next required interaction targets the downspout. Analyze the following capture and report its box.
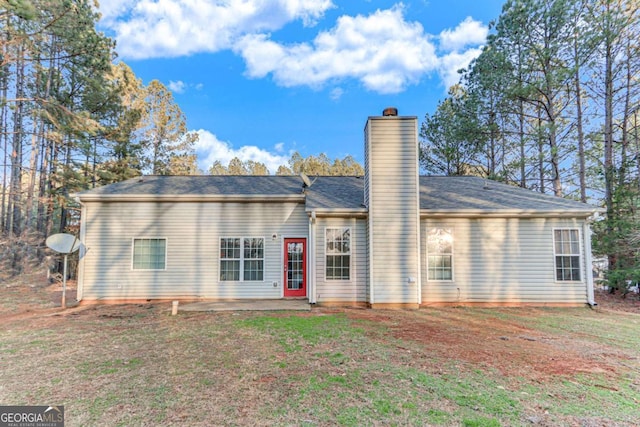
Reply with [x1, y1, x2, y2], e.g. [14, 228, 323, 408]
[583, 217, 597, 307]
[414, 119, 422, 306]
[308, 211, 316, 304]
[75, 196, 86, 301]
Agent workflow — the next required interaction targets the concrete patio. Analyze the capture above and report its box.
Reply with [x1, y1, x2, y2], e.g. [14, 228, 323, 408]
[178, 299, 311, 312]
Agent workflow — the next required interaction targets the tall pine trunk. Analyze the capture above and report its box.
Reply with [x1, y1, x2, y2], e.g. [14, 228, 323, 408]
[0, 50, 8, 233]
[518, 99, 526, 188]
[602, 1, 617, 273]
[573, 36, 587, 203]
[618, 40, 634, 189]
[537, 106, 545, 194]
[9, 46, 25, 237]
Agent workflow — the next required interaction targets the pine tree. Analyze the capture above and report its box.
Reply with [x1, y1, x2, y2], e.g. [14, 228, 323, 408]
[140, 80, 197, 175]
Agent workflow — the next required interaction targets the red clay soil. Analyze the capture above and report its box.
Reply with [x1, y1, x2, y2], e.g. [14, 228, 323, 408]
[345, 290, 639, 382]
[4, 276, 638, 385]
[356, 311, 609, 380]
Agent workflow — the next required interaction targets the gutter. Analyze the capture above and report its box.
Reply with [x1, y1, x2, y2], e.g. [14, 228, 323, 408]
[76, 194, 306, 203]
[305, 208, 368, 218]
[421, 209, 599, 219]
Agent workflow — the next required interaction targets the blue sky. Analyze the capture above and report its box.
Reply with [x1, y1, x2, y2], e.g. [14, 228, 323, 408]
[98, 1, 505, 173]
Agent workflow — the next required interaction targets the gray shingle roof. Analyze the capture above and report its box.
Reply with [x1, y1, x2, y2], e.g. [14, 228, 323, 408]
[77, 175, 599, 215]
[303, 176, 365, 211]
[419, 176, 598, 214]
[79, 175, 303, 196]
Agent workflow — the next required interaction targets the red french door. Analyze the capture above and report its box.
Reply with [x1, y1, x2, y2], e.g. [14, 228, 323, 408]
[284, 238, 306, 297]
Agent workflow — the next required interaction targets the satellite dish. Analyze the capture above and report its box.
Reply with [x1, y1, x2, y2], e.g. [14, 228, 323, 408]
[46, 233, 81, 310]
[300, 172, 312, 188]
[46, 233, 81, 254]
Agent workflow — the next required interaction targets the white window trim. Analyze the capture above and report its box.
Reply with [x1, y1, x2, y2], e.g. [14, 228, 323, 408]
[131, 237, 167, 271]
[553, 228, 583, 283]
[426, 228, 454, 282]
[219, 236, 265, 282]
[325, 226, 352, 282]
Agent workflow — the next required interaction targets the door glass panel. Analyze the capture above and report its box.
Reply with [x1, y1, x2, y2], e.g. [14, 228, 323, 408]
[287, 242, 303, 290]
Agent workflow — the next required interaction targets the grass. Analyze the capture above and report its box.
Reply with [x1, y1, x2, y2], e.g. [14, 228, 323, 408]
[1, 290, 639, 426]
[238, 313, 358, 352]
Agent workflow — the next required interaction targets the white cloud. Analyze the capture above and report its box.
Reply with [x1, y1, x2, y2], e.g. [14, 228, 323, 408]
[96, 0, 134, 22]
[439, 17, 488, 52]
[434, 17, 488, 90]
[237, 5, 438, 94]
[100, 0, 334, 59]
[194, 129, 290, 174]
[166, 80, 204, 93]
[274, 142, 285, 152]
[167, 80, 187, 93]
[438, 47, 483, 89]
[330, 87, 344, 100]
[100, 2, 489, 93]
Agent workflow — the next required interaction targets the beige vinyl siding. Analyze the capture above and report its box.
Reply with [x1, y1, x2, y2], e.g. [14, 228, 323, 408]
[420, 217, 589, 304]
[314, 217, 368, 303]
[365, 116, 421, 304]
[79, 202, 307, 300]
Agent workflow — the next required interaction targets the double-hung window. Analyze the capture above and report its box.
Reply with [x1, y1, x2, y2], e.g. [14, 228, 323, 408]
[243, 238, 264, 281]
[220, 237, 264, 281]
[553, 229, 581, 281]
[427, 228, 453, 281]
[132, 238, 166, 270]
[326, 227, 350, 280]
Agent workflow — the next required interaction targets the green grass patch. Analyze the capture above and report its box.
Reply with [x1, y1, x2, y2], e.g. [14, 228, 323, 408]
[78, 358, 143, 376]
[537, 374, 640, 423]
[238, 313, 359, 352]
[462, 416, 501, 427]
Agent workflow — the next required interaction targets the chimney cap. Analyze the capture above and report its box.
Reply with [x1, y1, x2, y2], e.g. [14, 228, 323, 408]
[382, 107, 398, 117]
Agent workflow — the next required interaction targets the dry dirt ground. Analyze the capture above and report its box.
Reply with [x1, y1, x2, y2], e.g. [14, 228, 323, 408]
[3, 275, 640, 381]
[1, 273, 639, 426]
[6, 277, 639, 380]
[329, 293, 640, 383]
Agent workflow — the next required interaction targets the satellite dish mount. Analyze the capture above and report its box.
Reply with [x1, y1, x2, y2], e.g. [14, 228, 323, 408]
[300, 173, 317, 192]
[46, 233, 81, 309]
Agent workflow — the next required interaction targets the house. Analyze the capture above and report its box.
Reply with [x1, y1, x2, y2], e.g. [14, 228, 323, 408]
[75, 109, 600, 307]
